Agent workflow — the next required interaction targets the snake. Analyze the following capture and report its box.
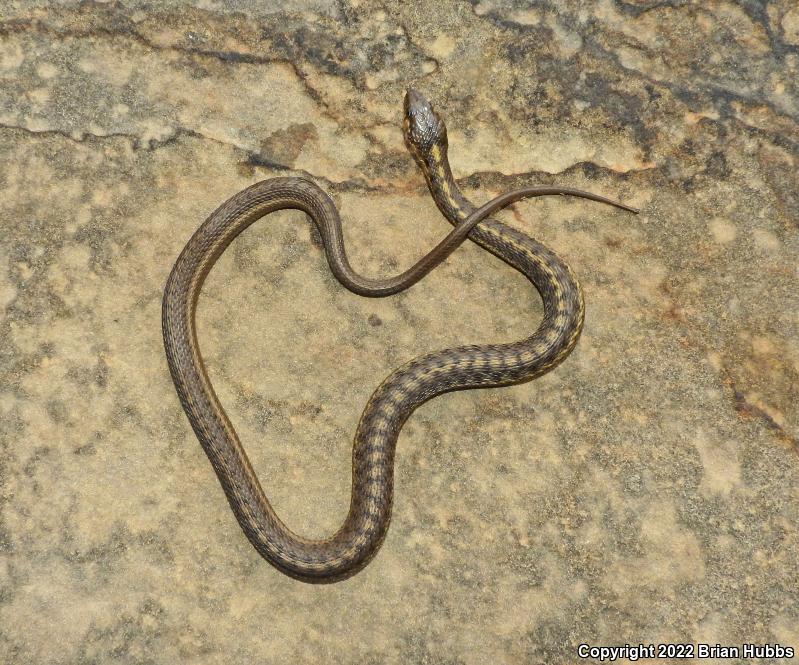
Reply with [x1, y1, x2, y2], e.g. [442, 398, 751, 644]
[162, 88, 637, 582]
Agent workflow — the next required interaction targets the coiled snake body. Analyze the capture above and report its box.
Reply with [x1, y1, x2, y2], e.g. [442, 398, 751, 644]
[162, 89, 636, 582]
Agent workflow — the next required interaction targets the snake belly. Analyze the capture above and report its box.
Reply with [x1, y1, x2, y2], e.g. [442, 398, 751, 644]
[161, 92, 630, 583]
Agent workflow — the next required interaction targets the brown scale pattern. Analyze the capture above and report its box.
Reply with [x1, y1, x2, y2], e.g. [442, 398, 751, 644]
[162, 93, 635, 582]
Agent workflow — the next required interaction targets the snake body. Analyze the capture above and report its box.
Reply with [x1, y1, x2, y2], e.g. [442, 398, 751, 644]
[162, 89, 636, 582]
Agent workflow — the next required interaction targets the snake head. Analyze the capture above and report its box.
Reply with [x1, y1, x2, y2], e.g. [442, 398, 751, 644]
[403, 89, 448, 164]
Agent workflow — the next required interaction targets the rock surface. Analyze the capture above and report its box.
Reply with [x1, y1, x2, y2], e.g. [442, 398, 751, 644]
[1, 1, 797, 663]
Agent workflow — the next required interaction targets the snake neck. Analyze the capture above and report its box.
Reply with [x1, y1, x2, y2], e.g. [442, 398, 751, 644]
[419, 143, 475, 223]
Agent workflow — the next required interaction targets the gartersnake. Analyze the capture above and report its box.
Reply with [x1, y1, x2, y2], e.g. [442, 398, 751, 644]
[162, 89, 637, 582]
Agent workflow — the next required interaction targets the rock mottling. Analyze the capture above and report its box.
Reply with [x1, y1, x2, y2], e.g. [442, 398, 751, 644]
[1, 1, 798, 663]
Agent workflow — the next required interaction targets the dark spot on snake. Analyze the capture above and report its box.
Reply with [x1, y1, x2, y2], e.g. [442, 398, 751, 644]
[368, 314, 382, 327]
